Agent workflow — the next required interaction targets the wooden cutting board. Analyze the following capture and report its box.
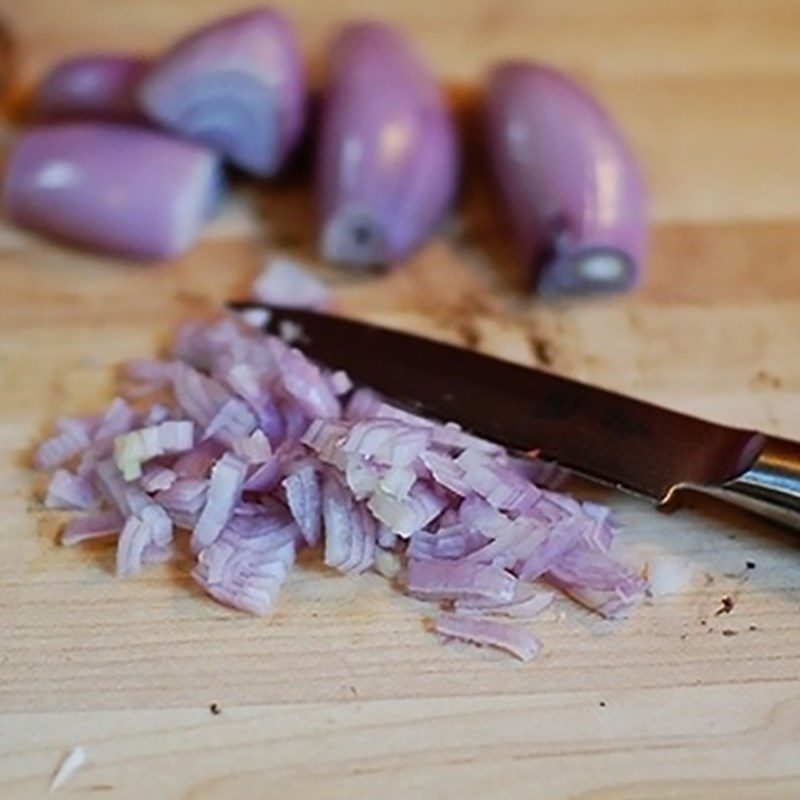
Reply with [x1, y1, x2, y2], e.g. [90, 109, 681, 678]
[1, 2, 799, 798]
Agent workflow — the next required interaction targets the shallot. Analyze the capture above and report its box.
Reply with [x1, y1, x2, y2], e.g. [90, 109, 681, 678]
[2, 123, 224, 258]
[485, 61, 647, 294]
[316, 21, 459, 268]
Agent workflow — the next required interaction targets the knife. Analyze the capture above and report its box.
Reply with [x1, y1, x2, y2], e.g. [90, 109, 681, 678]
[231, 303, 800, 530]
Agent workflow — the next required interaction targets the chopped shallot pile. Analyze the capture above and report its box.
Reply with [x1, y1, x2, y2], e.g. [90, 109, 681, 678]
[34, 293, 647, 661]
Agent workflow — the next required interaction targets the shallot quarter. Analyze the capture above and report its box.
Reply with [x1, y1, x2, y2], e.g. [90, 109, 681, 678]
[485, 61, 648, 294]
[139, 7, 307, 176]
[2, 123, 224, 258]
[33, 54, 149, 121]
[316, 21, 459, 268]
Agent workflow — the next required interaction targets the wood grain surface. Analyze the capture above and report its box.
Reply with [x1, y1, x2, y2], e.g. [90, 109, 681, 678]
[1, 1, 799, 798]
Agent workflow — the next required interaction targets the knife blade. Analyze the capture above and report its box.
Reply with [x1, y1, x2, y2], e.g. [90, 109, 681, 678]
[231, 303, 800, 529]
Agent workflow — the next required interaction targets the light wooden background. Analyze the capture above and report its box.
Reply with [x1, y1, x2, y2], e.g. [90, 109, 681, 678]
[1, 1, 799, 798]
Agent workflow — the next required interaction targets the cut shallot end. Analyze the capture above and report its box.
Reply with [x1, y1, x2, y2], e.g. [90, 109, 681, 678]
[485, 61, 647, 294]
[321, 211, 387, 270]
[34, 54, 149, 122]
[139, 8, 307, 176]
[538, 248, 638, 296]
[2, 123, 224, 259]
[316, 21, 459, 269]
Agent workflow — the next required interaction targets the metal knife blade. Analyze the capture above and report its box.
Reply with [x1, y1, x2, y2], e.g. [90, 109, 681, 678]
[231, 303, 800, 528]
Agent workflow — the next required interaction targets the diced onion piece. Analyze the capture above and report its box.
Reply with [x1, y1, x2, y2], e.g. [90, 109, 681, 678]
[190, 453, 248, 552]
[406, 558, 516, 603]
[646, 554, 694, 598]
[434, 613, 542, 662]
[45, 469, 97, 510]
[283, 463, 321, 546]
[113, 420, 194, 480]
[61, 510, 124, 546]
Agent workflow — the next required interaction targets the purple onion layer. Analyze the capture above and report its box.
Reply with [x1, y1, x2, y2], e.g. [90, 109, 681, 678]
[2, 123, 224, 259]
[316, 21, 459, 269]
[485, 61, 647, 294]
[138, 8, 306, 177]
[33, 54, 149, 122]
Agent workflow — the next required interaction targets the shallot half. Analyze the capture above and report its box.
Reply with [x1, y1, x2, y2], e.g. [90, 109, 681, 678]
[316, 21, 459, 268]
[485, 61, 647, 294]
[2, 123, 224, 258]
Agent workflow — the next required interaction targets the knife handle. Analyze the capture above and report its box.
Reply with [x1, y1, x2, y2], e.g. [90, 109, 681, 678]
[668, 436, 800, 530]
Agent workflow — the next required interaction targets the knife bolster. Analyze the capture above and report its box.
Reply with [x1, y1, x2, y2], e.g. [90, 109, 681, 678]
[663, 436, 800, 529]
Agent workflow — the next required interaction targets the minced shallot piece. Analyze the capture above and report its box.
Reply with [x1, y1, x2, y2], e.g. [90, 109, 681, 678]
[114, 420, 194, 480]
[454, 585, 555, 618]
[645, 554, 694, 598]
[434, 613, 542, 662]
[34, 310, 648, 660]
[252, 257, 331, 310]
[45, 469, 98, 510]
[50, 745, 86, 791]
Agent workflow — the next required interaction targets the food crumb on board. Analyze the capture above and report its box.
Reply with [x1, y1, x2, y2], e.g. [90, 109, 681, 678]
[529, 335, 555, 367]
[278, 319, 305, 345]
[714, 595, 735, 616]
[209, 703, 221, 716]
[50, 745, 86, 791]
[724, 560, 757, 580]
[721, 629, 738, 637]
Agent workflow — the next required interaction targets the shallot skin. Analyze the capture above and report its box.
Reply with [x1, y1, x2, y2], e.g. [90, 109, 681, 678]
[316, 21, 459, 269]
[2, 123, 223, 258]
[485, 61, 647, 294]
[33, 55, 148, 122]
[139, 8, 306, 177]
